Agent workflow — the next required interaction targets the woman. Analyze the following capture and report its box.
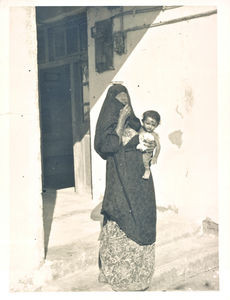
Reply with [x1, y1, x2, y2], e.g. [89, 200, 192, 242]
[94, 84, 157, 291]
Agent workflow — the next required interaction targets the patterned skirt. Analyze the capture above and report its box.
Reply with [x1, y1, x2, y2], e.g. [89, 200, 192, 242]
[98, 220, 155, 291]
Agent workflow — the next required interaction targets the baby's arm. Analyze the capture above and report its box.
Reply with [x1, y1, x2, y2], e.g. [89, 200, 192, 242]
[151, 133, 161, 164]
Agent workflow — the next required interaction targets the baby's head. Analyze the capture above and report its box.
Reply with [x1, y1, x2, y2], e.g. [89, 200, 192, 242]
[142, 110, 161, 133]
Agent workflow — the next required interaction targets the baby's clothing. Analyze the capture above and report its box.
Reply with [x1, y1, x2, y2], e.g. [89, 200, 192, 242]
[136, 130, 156, 152]
[137, 128, 158, 179]
[122, 126, 158, 179]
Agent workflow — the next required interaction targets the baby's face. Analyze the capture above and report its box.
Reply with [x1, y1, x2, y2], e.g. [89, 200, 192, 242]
[143, 117, 158, 133]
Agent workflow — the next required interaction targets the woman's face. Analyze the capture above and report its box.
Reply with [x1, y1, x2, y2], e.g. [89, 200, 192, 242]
[115, 92, 129, 105]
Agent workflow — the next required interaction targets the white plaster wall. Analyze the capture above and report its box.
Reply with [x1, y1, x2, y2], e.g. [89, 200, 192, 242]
[89, 7, 217, 223]
[9, 7, 44, 287]
[88, 6, 162, 200]
[0, 6, 10, 289]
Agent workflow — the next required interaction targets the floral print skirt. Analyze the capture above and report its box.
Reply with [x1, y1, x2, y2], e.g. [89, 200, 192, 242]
[98, 220, 155, 291]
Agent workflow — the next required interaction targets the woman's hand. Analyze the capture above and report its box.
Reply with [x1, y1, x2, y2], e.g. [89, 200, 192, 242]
[115, 105, 131, 142]
[119, 104, 132, 123]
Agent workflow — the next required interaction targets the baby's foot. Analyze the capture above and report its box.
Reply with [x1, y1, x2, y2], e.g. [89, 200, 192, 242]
[142, 170, 150, 179]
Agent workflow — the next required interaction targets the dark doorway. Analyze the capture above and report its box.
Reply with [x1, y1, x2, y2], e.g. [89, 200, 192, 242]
[36, 8, 91, 193]
[39, 64, 75, 189]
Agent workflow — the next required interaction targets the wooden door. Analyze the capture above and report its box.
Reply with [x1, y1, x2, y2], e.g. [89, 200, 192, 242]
[39, 65, 75, 189]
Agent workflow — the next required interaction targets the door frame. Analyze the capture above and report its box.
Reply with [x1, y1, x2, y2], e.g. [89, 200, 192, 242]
[36, 11, 91, 194]
[38, 57, 92, 194]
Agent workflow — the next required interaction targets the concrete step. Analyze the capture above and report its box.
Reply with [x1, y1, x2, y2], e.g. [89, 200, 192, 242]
[36, 265, 112, 292]
[36, 232, 218, 292]
[156, 210, 201, 246]
[44, 208, 202, 273]
[39, 210, 218, 291]
[151, 234, 218, 290]
[42, 189, 94, 220]
[46, 234, 99, 279]
[27, 190, 218, 291]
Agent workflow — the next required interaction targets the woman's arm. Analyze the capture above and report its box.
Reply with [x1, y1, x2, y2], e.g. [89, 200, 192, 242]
[115, 104, 132, 142]
[99, 105, 131, 154]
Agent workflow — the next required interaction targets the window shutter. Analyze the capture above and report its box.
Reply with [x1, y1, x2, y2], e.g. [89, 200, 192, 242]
[94, 18, 114, 73]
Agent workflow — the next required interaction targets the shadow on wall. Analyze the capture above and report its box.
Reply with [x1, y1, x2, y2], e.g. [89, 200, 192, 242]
[42, 189, 57, 258]
[89, 6, 163, 110]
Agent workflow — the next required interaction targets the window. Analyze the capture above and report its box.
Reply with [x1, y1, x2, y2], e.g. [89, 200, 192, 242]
[66, 26, 79, 54]
[93, 18, 114, 73]
[37, 13, 87, 64]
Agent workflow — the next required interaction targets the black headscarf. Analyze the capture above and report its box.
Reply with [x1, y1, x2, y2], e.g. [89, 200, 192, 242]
[94, 84, 141, 160]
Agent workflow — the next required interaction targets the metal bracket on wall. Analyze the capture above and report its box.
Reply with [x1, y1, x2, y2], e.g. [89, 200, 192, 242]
[90, 25, 97, 38]
[113, 31, 126, 55]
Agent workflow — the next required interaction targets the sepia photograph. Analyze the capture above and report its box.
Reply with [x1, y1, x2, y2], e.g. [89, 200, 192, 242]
[1, 0, 229, 297]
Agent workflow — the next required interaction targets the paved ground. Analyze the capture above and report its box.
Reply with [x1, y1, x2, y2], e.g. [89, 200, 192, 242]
[171, 267, 219, 291]
[12, 188, 219, 292]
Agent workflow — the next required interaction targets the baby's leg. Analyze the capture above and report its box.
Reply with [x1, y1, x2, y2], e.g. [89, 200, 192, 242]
[142, 152, 152, 179]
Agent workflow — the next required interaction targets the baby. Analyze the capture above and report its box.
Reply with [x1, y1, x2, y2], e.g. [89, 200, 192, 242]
[137, 110, 161, 179]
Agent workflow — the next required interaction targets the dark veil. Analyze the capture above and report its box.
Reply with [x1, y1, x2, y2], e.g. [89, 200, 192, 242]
[94, 84, 141, 160]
